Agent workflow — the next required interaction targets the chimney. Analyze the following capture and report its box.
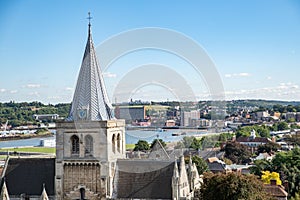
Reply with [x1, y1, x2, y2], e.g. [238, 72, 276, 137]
[272, 136, 276, 143]
[283, 180, 289, 192]
[270, 179, 277, 186]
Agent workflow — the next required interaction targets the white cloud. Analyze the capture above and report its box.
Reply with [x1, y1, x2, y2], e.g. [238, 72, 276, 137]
[10, 90, 18, 94]
[224, 72, 251, 78]
[65, 87, 73, 91]
[266, 76, 272, 80]
[103, 72, 117, 78]
[24, 84, 41, 88]
[29, 91, 40, 97]
[224, 82, 300, 100]
[0, 89, 6, 93]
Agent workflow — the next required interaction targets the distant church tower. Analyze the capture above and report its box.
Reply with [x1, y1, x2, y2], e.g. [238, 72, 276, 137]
[55, 15, 126, 200]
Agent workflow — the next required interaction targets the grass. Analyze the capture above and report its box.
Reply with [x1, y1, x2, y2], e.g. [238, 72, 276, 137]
[0, 147, 55, 154]
[126, 144, 135, 150]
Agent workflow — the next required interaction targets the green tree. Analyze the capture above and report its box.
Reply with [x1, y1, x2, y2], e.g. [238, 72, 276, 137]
[250, 159, 272, 176]
[223, 142, 252, 164]
[277, 121, 289, 131]
[133, 140, 150, 151]
[257, 142, 280, 154]
[181, 136, 195, 148]
[190, 137, 202, 150]
[196, 172, 274, 200]
[192, 155, 209, 174]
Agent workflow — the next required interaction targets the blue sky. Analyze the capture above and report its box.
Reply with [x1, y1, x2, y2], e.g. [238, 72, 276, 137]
[0, 0, 299, 103]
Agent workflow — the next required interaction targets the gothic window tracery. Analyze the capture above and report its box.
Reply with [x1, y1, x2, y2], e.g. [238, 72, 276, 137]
[71, 135, 80, 155]
[85, 135, 93, 156]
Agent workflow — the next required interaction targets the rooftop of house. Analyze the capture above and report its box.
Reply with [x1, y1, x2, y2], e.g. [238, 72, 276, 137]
[264, 184, 288, 198]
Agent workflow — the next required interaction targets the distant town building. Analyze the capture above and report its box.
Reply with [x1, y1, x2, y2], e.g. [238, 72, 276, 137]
[236, 130, 271, 152]
[115, 106, 146, 123]
[33, 114, 59, 121]
[165, 119, 176, 127]
[296, 112, 300, 122]
[286, 112, 296, 121]
[181, 110, 200, 127]
[255, 111, 269, 120]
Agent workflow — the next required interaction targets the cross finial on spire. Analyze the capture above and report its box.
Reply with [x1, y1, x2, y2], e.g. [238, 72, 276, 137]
[87, 12, 92, 27]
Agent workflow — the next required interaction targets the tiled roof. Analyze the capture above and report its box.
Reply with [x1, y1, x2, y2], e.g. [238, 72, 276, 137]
[264, 184, 288, 197]
[67, 24, 113, 121]
[2, 158, 55, 196]
[114, 160, 174, 199]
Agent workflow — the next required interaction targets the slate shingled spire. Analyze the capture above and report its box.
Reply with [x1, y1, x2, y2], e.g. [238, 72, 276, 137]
[67, 15, 113, 121]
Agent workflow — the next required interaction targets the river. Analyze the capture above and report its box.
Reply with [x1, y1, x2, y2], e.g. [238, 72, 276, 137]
[0, 129, 207, 148]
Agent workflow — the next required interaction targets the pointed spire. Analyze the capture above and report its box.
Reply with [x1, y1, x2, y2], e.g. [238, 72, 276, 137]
[148, 139, 170, 160]
[67, 13, 113, 121]
[40, 184, 49, 200]
[0, 180, 10, 200]
[173, 160, 179, 178]
[192, 163, 200, 179]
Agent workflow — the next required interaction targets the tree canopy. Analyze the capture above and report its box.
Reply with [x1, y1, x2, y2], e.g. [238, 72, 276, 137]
[223, 142, 252, 164]
[133, 140, 150, 151]
[192, 155, 209, 175]
[252, 148, 300, 199]
[196, 172, 274, 200]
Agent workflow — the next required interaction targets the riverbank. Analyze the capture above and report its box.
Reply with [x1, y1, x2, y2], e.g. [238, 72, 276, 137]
[0, 132, 53, 141]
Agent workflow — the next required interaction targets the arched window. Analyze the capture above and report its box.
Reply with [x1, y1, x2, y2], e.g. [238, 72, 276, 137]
[117, 134, 121, 153]
[112, 134, 116, 154]
[71, 135, 79, 155]
[85, 135, 93, 156]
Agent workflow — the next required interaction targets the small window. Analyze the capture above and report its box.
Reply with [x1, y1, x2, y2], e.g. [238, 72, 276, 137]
[112, 134, 116, 153]
[117, 134, 121, 153]
[71, 135, 79, 155]
[85, 135, 93, 156]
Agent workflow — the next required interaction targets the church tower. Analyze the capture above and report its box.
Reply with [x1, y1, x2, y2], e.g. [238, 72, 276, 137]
[55, 15, 126, 200]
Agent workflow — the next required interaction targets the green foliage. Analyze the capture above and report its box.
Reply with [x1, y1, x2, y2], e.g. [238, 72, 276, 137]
[284, 134, 300, 146]
[223, 142, 252, 164]
[252, 148, 300, 199]
[0, 147, 55, 154]
[0, 101, 70, 127]
[133, 140, 150, 151]
[236, 125, 271, 138]
[257, 142, 280, 154]
[192, 155, 209, 174]
[191, 138, 202, 150]
[196, 172, 274, 200]
[182, 136, 194, 148]
[277, 121, 289, 131]
[150, 139, 166, 148]
[250, 159, 273, 176]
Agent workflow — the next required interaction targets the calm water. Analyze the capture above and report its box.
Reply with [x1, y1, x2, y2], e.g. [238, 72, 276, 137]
[0, 129, 206, 148]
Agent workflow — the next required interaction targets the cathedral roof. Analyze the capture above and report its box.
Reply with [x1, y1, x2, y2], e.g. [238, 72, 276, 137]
[67, 22, 113, 121]
[2, 158, 55, 197]
[114, 160, 174, 199]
